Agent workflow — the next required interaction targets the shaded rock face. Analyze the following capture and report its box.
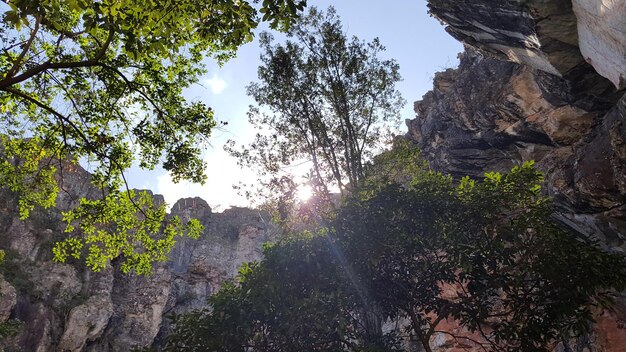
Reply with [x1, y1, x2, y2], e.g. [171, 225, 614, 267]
[428, 0, 581, 76]
[420, 0, 626, 249]
[408, 50, 626, 351]
[413, 0, 626, 350]
[0, 164, 276, 351]
[408, 49, 625, 247]
[428, 0, 626, 89]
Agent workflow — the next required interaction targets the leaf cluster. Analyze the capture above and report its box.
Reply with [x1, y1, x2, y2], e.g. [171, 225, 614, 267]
[0, 0, 305, 273]
[52, 189, 203, 275]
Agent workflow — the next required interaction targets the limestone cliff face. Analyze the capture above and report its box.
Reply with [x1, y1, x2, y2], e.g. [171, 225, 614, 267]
[421, 0, 626, 251]
[427, 0, 626, 89]
[0, 164, 276, 351]
[407, 1, 626, 350]
[408, 49, 625, 250]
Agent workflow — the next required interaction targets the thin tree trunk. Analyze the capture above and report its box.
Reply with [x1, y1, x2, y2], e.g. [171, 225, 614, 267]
[407, 308, 433, 352]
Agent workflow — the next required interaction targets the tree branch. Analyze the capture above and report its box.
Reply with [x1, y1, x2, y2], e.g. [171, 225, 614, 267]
[4, 85, 153, 220]
[95, 63, 180, 137]
[6, 15, 41, 79]
[0, 29, 114, 89]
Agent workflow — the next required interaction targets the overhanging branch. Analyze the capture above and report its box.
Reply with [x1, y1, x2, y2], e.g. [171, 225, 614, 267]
[0, 29, 114, 89]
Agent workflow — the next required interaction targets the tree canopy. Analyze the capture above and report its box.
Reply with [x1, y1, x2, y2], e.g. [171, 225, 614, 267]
[0, 0, 306, 274]
[334, 160, 626, 351]
[226, 6, 404, 212]
[166, 144, 626, 351]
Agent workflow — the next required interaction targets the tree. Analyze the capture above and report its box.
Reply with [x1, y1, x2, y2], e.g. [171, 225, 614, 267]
[165, 232, 380, 352]
[0, 0, 306, 273]
[226, 6, 404, 210]
[167, 153, 626, 351]
[334, 161, 626, 352]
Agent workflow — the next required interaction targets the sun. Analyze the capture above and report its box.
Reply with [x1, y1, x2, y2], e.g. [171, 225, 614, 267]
[296, 184, 313, 202]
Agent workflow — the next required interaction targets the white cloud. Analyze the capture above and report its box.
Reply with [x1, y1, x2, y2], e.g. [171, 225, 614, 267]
[156, 149, 253, 212]
[203, 74, 227, 94]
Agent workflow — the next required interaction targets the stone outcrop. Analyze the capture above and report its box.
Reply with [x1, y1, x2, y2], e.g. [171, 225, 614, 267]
[422, 0, 626, 250]
[0, 163, 276, 351]
[428, 0, 626, 89]
[573, 0, 626, 90]
[407, 1, 626, 350]
[408, 49, 626, 248]
[58, 295, 114, 351]
[0, 276, 17, 322]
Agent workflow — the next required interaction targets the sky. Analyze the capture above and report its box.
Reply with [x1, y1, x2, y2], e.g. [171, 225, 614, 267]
[124, 0, 463, 211]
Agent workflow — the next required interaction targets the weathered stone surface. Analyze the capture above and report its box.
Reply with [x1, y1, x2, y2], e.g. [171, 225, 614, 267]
[148, 204, 276, 347]
[58, 295, 113, 352]
[573, 0, 626, 89]
[3, 302, 60, 352]
[428, 0, 626, 89]
[428, 0, 582, 76]
[92, 266, 173, 351]
[0, 165, 277, 351]
[0, 275, 16, 322]
[5, 219, 39, 260]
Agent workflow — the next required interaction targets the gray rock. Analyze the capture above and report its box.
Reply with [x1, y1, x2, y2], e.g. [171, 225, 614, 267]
[0, 275, 17, 322]
[0, 163, 277, 351]
[58, 295, 113, 352]
[428, 0, 626, 89]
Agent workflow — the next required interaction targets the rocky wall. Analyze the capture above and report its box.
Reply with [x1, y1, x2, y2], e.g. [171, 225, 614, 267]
[407, 49, 625, 250]
[405, 0, 626, 350]
[0, 163, 277, 351]
[427, 0, 626, 89]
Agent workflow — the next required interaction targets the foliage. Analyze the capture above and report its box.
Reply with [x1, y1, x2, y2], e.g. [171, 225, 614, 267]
[166, 231, 377, 352]
[0, 137, 58, 220]
[52, 189, 203, 275]
[167, 156, 626, 351]
[0, 0, 305, 273]
[360, 137, 428, 195]
[0, 319, 22, 341]
[334, 161, 626, 352]
[226, 6, 404, 210]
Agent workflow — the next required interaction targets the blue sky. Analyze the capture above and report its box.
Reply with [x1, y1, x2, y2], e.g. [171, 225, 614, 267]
[125, 0, 463, 211]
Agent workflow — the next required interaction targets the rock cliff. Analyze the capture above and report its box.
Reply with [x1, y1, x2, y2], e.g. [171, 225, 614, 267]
[404, 0, 626, 350]
[0, 163, 277, 351]
[419, 0, 626, 251]
[427, 0, 626, 89]
[408, 49, 625, 251]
